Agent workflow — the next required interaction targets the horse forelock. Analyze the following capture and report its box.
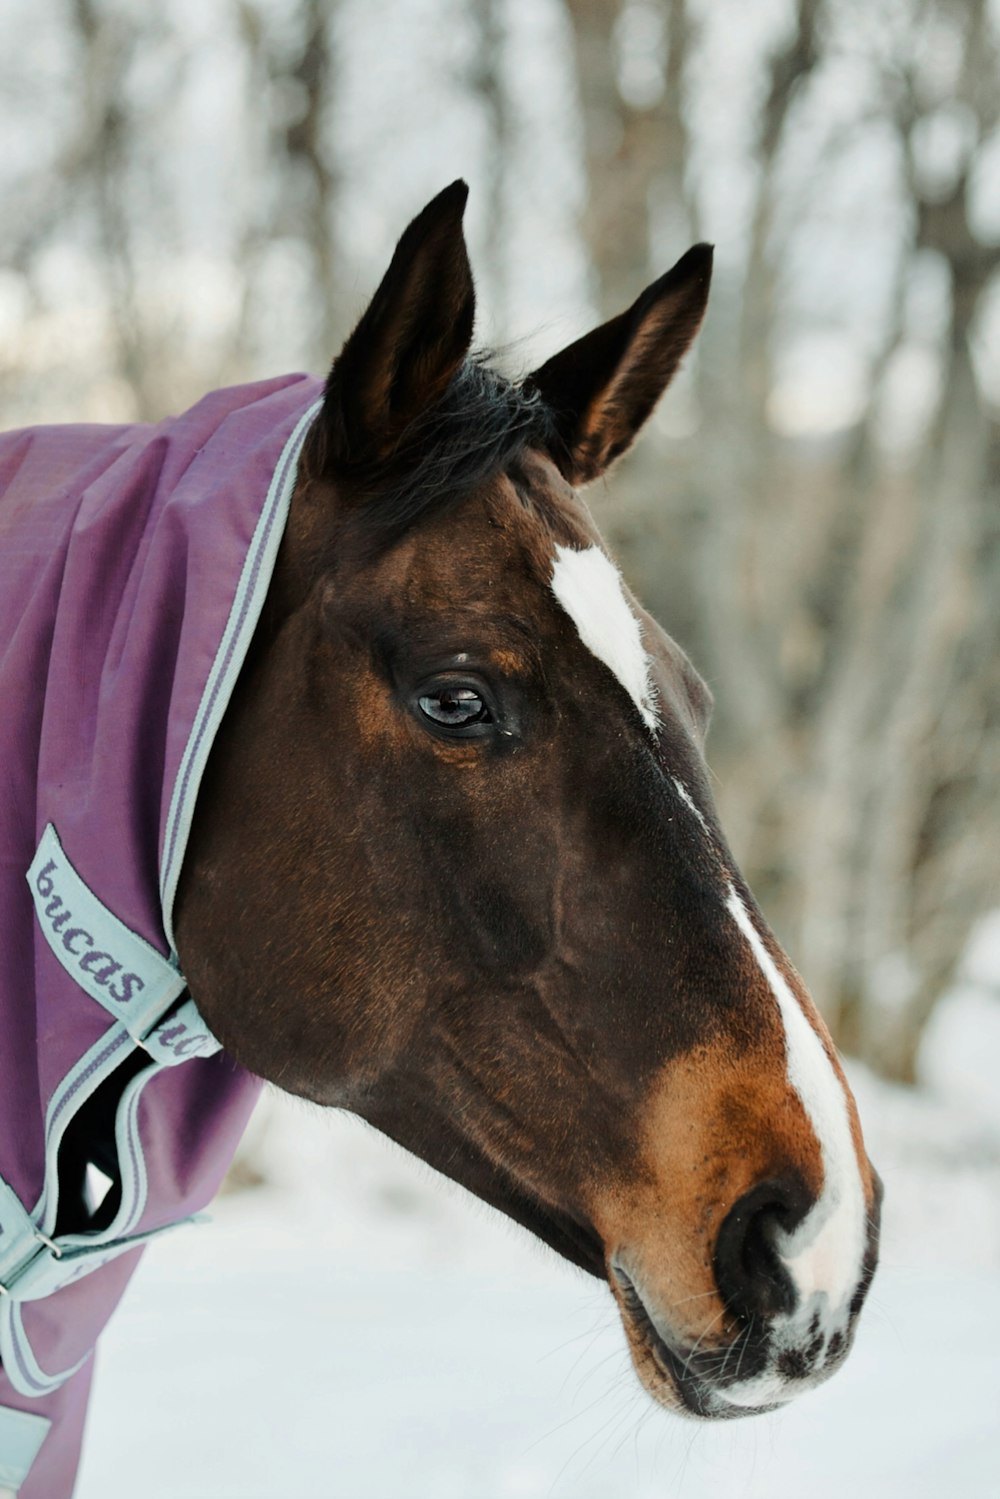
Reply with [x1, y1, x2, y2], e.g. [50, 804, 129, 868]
[308, 354, 556, 558]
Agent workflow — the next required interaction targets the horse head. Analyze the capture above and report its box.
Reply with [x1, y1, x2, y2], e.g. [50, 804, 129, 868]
[175, 182, 880, 1419]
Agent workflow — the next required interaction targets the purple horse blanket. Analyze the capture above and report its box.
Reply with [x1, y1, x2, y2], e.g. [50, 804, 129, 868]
[0, 374, 321, 1496]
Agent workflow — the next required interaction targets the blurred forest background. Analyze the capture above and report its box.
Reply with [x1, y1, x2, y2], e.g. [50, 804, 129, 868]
[2, 0, 998, 1084]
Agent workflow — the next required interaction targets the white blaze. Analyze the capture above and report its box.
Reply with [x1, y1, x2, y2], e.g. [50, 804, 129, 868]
[550, 544, 659, 730]
[552, 547, 868, 1338]
[725, 884, 867, 1318]
[672, 777, 710, 833]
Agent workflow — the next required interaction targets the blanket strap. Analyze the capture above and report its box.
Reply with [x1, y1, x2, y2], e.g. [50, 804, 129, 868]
[0, 1405, 50, 1494]
[26, 824, 219, 1064]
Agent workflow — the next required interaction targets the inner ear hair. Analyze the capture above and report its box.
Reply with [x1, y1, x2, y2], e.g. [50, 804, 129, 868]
[527, 243, 713, 486]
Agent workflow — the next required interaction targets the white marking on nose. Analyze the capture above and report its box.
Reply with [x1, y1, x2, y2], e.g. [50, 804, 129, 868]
[725, 884, 866, 1319]
[550, 544, 659, 730]
[715, 1372, 799, 1410]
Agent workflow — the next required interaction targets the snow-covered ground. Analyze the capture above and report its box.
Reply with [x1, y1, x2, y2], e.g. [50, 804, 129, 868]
[76, 926, 1000, 1499]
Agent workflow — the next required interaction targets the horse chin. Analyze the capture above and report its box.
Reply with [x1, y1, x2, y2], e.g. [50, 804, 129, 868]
[616, 1309, 771, 1423]
[610, 1266, 718, 1419]
[610, 1265, 844, 1422]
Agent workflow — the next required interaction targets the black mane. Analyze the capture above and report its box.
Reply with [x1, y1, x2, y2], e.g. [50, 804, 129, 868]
[324, 354, 556, 551]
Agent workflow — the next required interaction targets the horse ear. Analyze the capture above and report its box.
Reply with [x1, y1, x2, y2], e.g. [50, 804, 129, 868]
[527, 244, 713, 486]
[317, 180, 476, 471]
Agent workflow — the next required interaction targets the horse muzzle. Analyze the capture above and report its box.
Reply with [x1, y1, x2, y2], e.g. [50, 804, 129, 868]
[608, 1164, 882, 1419]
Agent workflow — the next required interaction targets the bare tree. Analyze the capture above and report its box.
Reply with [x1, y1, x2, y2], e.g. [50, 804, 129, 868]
[561, 0, 1000, 1080]
[234, 0, 343, 374]
[563, 0, 680, 316]
[3, 0, 994, 1083]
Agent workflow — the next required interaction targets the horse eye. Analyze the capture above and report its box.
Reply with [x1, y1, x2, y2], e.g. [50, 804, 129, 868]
[418, 687, 491, 729]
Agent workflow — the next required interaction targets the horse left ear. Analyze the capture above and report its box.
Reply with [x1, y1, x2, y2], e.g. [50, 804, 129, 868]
[316, 180, 476, 473]
[527, 244, 713, 486]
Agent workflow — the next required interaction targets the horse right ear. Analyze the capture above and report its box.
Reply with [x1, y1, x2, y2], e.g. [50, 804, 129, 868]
[526, 244, 712, 486]
[315, 181, 476, 474]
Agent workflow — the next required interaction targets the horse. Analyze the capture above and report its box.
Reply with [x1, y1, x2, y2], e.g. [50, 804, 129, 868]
[0, 181, 880, 1497]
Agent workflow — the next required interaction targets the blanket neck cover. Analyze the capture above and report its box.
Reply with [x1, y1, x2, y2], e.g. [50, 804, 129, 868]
[0, 375, 322, 1497]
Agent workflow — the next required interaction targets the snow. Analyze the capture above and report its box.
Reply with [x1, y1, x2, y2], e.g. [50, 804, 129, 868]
[71, 914, 1000, 1498]
[74, 1197, 1000, 1499]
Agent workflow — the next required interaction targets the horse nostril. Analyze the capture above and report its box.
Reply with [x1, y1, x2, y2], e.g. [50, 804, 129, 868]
[714, 1180, 805, 1322]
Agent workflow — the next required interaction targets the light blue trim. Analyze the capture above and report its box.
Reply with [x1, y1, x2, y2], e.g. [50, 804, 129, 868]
[35, 1025, 134, 1237]
[103, 1053, 155, 1239]
[0, 399, 318, 1404]
[142, 995, 221, 1067]
[0, 1404, 50, 1491]
[0, 1304, 89, 1399]
[34, 1027, 200, 1252]
[0, 1212, 206, 1395]
[23, 1009, 203, 1274]
[159, 398, 322, 952]
[5, 1216, 202, 1305]
[0, 999, 218, 1393]
[0, 1183, 39, 1291]
[28, 825, 187, 1039]
[7, 818, 224, 1390]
